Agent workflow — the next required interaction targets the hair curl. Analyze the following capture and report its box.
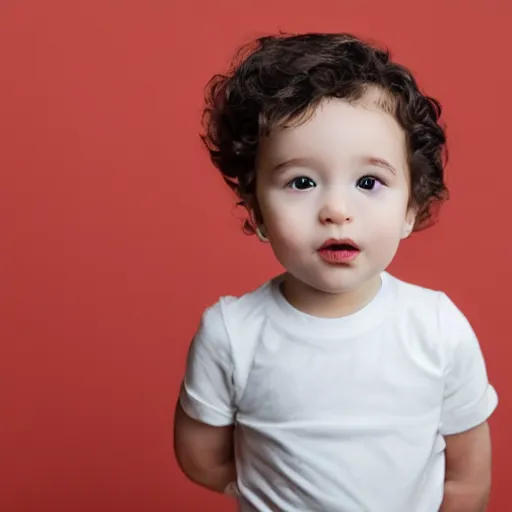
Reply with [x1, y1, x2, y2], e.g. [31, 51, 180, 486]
[201, 32, 448, 233]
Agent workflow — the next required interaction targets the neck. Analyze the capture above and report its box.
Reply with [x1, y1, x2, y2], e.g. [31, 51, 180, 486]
[281, 273, 382, 318]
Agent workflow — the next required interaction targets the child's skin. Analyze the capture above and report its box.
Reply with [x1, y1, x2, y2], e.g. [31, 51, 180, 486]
[175, 91, 492, 511]
[255, 91, 414, 318]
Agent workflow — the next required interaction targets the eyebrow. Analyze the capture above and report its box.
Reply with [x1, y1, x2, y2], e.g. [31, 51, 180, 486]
[270, 157, 317, 174]
[365, 157, 397, 175]
[270, 156, 397, 175]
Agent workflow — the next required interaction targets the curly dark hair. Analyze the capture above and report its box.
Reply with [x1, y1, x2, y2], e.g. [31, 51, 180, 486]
[201, 32, 448, 233]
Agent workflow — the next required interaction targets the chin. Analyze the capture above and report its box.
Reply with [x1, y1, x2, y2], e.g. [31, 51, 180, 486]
[300, 268, 382, 296]
[317, 282, 361, 295]
[302, 274, 363, 295]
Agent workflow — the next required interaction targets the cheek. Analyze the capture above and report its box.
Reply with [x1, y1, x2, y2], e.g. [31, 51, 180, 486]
[259, 192, 311, 230]
[361, 197, 409, 239]
[265, 212, 306, 247]
[362, 205, 405, 262]
[260, 205, 313, 256]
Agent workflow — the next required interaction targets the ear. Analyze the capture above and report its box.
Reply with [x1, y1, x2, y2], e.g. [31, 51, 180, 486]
[244, 194, 266, 234]
[401, 206, 417, 240]
[255, 225, 270, 243]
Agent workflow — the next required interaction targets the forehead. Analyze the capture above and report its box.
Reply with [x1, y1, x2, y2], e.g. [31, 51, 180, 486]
[257, 94, 407, 171]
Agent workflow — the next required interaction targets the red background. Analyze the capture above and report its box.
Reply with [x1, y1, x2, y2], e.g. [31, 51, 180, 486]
[1, 1, 510, 510]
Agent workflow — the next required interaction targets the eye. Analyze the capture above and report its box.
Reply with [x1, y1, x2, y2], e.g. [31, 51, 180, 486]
[287, 176, 316, 190]
[357, 176, 383, 191]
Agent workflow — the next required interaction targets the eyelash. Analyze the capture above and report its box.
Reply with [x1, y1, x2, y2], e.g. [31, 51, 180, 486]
[286, 175, 386, 191]
[287, 176, 316, 190]
[357, 175, 385, 191]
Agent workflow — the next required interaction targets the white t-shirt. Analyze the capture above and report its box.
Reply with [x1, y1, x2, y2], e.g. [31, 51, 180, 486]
[179, 272, 498, 512]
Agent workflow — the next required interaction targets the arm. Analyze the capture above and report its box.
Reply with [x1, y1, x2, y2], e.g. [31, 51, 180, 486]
[174, 300, 238, 493]
[174, 401, 236, 493]
[440, 421, 492, 512]
[437, 294, 498, 511]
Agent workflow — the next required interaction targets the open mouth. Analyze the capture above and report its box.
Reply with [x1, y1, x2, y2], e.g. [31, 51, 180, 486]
[318, 239, 360, 263]
[319, 238, 360, 251]
[323, 243, 358, 251]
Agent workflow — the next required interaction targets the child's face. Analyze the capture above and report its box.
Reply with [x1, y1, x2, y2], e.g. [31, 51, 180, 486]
[255, 94, 415, 296]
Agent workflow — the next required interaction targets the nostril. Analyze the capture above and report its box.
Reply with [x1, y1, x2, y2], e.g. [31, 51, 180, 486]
[320, 213, 352, 224]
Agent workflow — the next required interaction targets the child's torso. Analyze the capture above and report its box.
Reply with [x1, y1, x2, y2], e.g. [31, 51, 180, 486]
[226, 274, 446, 511]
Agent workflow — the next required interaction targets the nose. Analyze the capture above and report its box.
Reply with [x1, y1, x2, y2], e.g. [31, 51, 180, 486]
[318, 202, 352, 225]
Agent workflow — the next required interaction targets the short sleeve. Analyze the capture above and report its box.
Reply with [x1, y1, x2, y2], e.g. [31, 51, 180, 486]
[438, 293, 498, 436]
[179, 300, 236, 427]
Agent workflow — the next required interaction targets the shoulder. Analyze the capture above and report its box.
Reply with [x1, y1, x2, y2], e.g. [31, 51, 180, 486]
[386, 272, 477, 355]
[186, 278, 276, 382]
[387, 273, 470, 325]
[387, 272, 441, 304]
[386, 272, 444, 323]
[199, 277, 277, 338]
[193, 278, 278, 399]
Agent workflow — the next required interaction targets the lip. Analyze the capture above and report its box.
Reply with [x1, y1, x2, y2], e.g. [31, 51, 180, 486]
[317, 238, 361, 264]
[318, 238, 360, 251]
